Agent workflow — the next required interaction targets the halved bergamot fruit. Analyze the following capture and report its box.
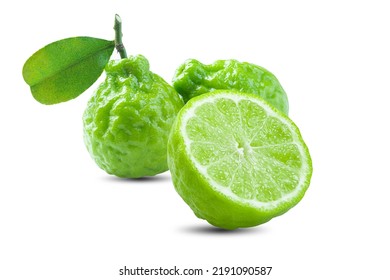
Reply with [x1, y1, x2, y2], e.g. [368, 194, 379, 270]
[167, 90, 312, 229]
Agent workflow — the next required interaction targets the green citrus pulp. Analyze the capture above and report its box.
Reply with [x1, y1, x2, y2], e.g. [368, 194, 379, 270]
[167, 91, 312, 229]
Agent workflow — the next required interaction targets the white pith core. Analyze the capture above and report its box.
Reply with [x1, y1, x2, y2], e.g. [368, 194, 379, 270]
[181, 92, 310, 210]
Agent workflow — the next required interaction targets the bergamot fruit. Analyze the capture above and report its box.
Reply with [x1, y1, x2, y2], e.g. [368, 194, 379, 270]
[83, 55, 184, 178]
[167, 90, 312, 229]
[172, 59, 289, 115]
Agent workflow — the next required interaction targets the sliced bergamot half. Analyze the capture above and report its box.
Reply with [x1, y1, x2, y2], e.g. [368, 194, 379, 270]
[167, 90, 312, 230]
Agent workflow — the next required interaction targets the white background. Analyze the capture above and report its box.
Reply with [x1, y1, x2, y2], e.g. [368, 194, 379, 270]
[1, 0, 389, 279]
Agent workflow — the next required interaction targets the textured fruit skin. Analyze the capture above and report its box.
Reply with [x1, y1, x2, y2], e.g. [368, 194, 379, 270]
[172, 59, 289, 115]
[83, 55, 184, 178]
[167, 91, 312, 230]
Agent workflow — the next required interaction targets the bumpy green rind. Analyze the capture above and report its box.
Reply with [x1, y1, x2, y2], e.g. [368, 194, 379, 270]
[83, 55, 184, 178]
[167, 91, 312, 229]
[172, 59, 289, 115]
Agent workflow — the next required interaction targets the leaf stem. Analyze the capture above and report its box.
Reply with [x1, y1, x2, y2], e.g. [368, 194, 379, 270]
[114, 14, 127, 59]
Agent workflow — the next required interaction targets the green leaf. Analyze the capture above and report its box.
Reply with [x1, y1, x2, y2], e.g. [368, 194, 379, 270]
[22, 36, 115, 105]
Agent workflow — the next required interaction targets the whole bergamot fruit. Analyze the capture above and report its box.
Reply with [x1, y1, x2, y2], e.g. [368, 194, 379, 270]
[83, 55, 184, 178]
[172, 59, 289, 115]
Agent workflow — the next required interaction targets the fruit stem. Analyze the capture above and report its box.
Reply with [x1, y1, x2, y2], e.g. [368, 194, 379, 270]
[114, 14, 127, 59]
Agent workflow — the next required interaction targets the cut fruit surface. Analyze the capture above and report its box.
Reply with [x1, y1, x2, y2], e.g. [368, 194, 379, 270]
[167, 90, 312, 229]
